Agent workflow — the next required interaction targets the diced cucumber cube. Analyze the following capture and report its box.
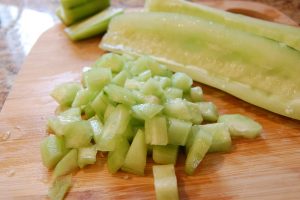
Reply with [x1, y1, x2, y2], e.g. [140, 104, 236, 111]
[78, 145, 97, 168]
[83, 103, 95, 119]
[71, 89, 97, 108]
[153, 165, 179, 200]
[153, 76, 172, 89]
[153, 145, 178, 164]
[185, 126, 199, 154]
[164, 98, 191, 121]
[64, 121, 93, 148]
[218, 114, 262, 139]
[198, 102, 219, 122]
[91, 92, 109, 118]
[48, 174, 72, 200]
[94, 53, 124, 73]
[40, 135, 69, 169]
[164, 87, 183, 100]
[132, 103, 163, 120]
[124, 78, 143, 90]
[145, 115, 168, 145]
[130, 56, 151, 75]
[53, 149, 78, 179]
[51, 82, 81, 106]
[172, 72, 193, 92]
[104, 84, 136, 106]
[137, 70, 152, 81]
[104, 103, 116, 122]
[141, 78, 163, 97]
[186, 102, 203, 124]
[200, 123, 232, 153]
[185, 128, 212, 175]
[107, 138, 130, 174]
[190, 86, 203, 102]
[143, 95, 161, 105]
[122, 129, 147, 175]
[112, 70, 129, 86]
[167, 118, 192, 146]
[88, 116, 103, 144]
[97, 104, 131, 151]
[83, 67, 112, 91]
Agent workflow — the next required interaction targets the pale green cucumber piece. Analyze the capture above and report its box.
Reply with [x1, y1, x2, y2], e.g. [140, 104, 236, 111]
[153, 76, 172, 89]
[88, 116, 103, 144]
[53, 149, 78, 179]
[47, 108, 81, 136]
[78, 145, 97, 168]
[61, 0, 88, 9]
[107, 138, 130, 174]
[185, 126, 199, 154]
[132, 90, 146, 104]
[131, 55, 170, 76]
[104, 84, 136, 106]
[137, 70, 152, 82]
[218, 114, 262, 139]
[145, 0, 300, 51]
[200, 123, 232, 152]
[100, 12, 300, 120]
[83, 103, 95, 119]
[185, 128, 212, 175]
[48, 174, 72, 200]
[94, 53, 125, 73]
[60, 0, 110, 26]
[132, 103, 163, 120]
[198, 102, 219, 122]
[141, 78, 163, 97]
[64, 121, 93, 148]
[186, 102, 203, 124]
[124, 78, 143, 90]
[153, 164, 179, 200]
[164, 87, 183, 100]
[83, 67, 112, 91]
[51, 82, 81, 106]
[104, 103, 116, 122]
[145, 115, 168, 145]
[143, 95, 161, 105]
[65, 8, 124, 41]
[72, 89, 97, 108]
[130, 56, 149, 75]
[167, 118, 192, 146]
[91, 91, 109, 118]
[153, 145, 178, 164]
[122, 129, 147, 175]
[164, 98, 191, 121]
[40, 135, 69, 169]
[190, 86, 203, 102]
[172, 72, 193, 92]
[112, 70, 130, 86]
[97, 104, 131, 151]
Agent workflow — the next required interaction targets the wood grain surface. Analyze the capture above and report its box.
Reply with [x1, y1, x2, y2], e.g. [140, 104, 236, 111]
[1, 1, 300, 200]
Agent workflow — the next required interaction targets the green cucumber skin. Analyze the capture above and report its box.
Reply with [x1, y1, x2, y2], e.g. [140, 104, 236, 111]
[101, 12, 300, 120]
[145, 0, 300, 51]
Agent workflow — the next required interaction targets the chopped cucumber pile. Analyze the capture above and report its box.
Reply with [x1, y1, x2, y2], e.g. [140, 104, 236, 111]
[42, 53, 262, 199]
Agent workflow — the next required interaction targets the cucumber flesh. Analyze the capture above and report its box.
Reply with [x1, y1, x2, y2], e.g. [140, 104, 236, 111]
[104, 84, 136, 106]
[153, 145, 179, 164]
[164, 98, 192, 121]
[172, 72, 193, 92]
[53, 149, 78, 179]
[91, 91, 109, 118]
[65, 8, 124, 41]
[100, 12, 300, 120]
[153, 164, 179, 200]
[51, 82, 81, 107]
[145, 115, 168, 145]
[83, 67, 112, 92]
[78, 145, 97, 168]
[107, 138, 130, 174]
[164, 87, 183, 100]
[48, 174, 72, 200]
[218, 114, 262, 139]
[71, 89, 97, 108]
[198, 102, 219, 122]
[132, 103, 164, 120]
[94, 53, 125, 73]
[61, 0, 88, 9]
[88, 116, 103, 144]
[122, 129, 147, 175]
[167, 117, 192, 146]
[190, 86, 203, 102]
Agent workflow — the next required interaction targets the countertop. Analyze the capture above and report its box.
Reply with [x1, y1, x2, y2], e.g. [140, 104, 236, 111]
[0, 0, 299, 111]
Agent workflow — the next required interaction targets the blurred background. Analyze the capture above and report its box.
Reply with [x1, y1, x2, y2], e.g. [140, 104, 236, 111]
[0, 0, 299, 110]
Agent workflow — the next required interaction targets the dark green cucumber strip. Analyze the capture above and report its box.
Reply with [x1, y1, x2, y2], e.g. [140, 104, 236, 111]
[61, 0, 88, 9]
[100, 12, 300, 120]
[65, 8, 123, 41]
[145, 0, 300, 51]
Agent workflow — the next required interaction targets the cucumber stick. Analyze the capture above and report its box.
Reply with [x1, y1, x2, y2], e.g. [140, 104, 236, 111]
[65, 8, 124, 41]
[101, 12, 300, 120]
[48, 174, 72, 200]
[145, 0, 300, 51]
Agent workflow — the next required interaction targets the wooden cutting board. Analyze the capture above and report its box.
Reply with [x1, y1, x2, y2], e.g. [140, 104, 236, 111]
[1, 1, 300, 199]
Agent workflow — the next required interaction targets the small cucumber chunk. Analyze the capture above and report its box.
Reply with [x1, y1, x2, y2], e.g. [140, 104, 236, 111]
[172, 72, 193, 92]
[137, 70, 152, 81]
[145, 115, 168, 145]
[218, 114, 262, 139]
[167, 118, 192, 146]
[112, 70, 130, 86]
[51, 82, 81, 106]
[153, 165, 179, 200]
[83, 103, 95, 119]
[104, 84, 136, 106]
[71, 89, 97, 108]
[48, 174, 72, 200]
[91, 91, 109, 118]
[94, 53, 125, 73]
[198, 102, 219, 122]
[141, 78, 163, 97]
[190, 86, 203, 102]
[64, 121, 93, 148]
[107, 138, 130, 174]
[103, 103, 116, 122]
[53, 149, 78, 179]
[122, 129, 147, 175]
[153, 76, 172, 89]
[186, 102, 203, 124]
[164, 87, 183, 100]
[132, 103, 164, 120]
[153, 145, 178, 164]
[83, 67, 112, 91]
[40, 135, 69, 169]
[200, 123, 232, 153]
[164, 98, 191, 121]
[88, 116, 103, 144]
[124, 78, 143, 90]
[78, 145, 97, 168]
[185, 129, 212, 175]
